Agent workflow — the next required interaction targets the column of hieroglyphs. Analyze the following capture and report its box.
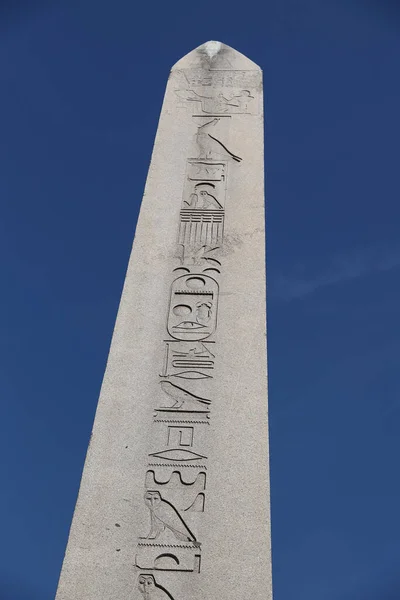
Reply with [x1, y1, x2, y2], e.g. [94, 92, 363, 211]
[55, 42, 272, 600]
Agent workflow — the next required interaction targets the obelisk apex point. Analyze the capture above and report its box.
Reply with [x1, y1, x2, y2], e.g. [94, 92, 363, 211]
[203, 40, 222, 59]
[171, 41, 261, 72]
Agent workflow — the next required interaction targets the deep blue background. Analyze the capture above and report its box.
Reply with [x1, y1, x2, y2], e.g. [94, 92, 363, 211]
[1, 1, 400, 598]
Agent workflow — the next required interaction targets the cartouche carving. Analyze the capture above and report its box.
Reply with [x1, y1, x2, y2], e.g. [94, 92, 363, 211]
[167, 275, 219, 341]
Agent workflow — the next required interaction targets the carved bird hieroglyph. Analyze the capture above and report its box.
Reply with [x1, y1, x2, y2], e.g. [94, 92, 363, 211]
[144, 490, 201, 547]
[138, 575, 175, 600]
[196, 119, 242, 162]
[160, 380, 211, 411]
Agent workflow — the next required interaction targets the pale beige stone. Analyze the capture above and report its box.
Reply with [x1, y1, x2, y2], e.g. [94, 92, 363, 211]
[55, 41, 272, 600]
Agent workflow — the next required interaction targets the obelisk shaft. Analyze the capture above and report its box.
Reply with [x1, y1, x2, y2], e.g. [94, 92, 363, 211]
[56, 42, 272, 600]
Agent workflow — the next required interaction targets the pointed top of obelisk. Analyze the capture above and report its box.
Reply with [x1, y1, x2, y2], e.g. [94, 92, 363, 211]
[171, 40, 261, 72]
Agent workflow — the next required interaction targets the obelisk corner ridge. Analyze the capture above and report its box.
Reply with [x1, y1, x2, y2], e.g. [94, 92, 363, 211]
[171, 40, 262, 73]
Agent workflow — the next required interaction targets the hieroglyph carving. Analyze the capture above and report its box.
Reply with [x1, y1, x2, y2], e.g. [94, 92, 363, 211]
[143, 491, 200, 546]
[159, 341, 215, 381]
[184, 182, 223, 210]
[175, 89, 255, 114]
[181, 69, 260, 88]
[196, 119, 242, 162]
[178, 209, 224, 251]
[145, 470, 206, 514]
[179, 160, 227, 267]
[167, 275, 218, 341]
[136, 60, 248, 599]
[159, 381, 211, 412]
[186, 160, 226, 182]
[136, 550, 201, 573]
[138, 575, 176, 600]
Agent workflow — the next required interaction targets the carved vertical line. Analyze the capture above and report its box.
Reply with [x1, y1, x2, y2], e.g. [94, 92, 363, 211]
[179, 221, 184, 245]
[206, 221, 210, 247]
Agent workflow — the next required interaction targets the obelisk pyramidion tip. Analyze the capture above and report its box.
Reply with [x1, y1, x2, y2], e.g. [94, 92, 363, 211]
[171, 41, 261, 73]
[203, 40, 222, 59]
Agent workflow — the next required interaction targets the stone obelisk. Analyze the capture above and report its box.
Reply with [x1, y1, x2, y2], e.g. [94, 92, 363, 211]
[55, 41, 271, 600]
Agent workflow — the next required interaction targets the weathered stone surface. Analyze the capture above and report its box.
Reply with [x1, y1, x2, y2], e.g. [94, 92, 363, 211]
[55, 41, 271, 600]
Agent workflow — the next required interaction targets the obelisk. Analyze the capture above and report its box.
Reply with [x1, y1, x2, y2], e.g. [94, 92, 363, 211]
[55, 42, 272, 600]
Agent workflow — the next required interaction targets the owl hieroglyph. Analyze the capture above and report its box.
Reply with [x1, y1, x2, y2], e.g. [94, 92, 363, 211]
[144, 490, 200, 547]
[138, 575, 174, 600]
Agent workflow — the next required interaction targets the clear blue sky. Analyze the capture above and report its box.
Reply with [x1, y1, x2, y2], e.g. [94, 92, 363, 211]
[1, 1, 400, 598]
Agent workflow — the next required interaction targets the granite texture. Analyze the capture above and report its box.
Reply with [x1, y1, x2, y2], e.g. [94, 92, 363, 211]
[55, 41, 272, 600]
